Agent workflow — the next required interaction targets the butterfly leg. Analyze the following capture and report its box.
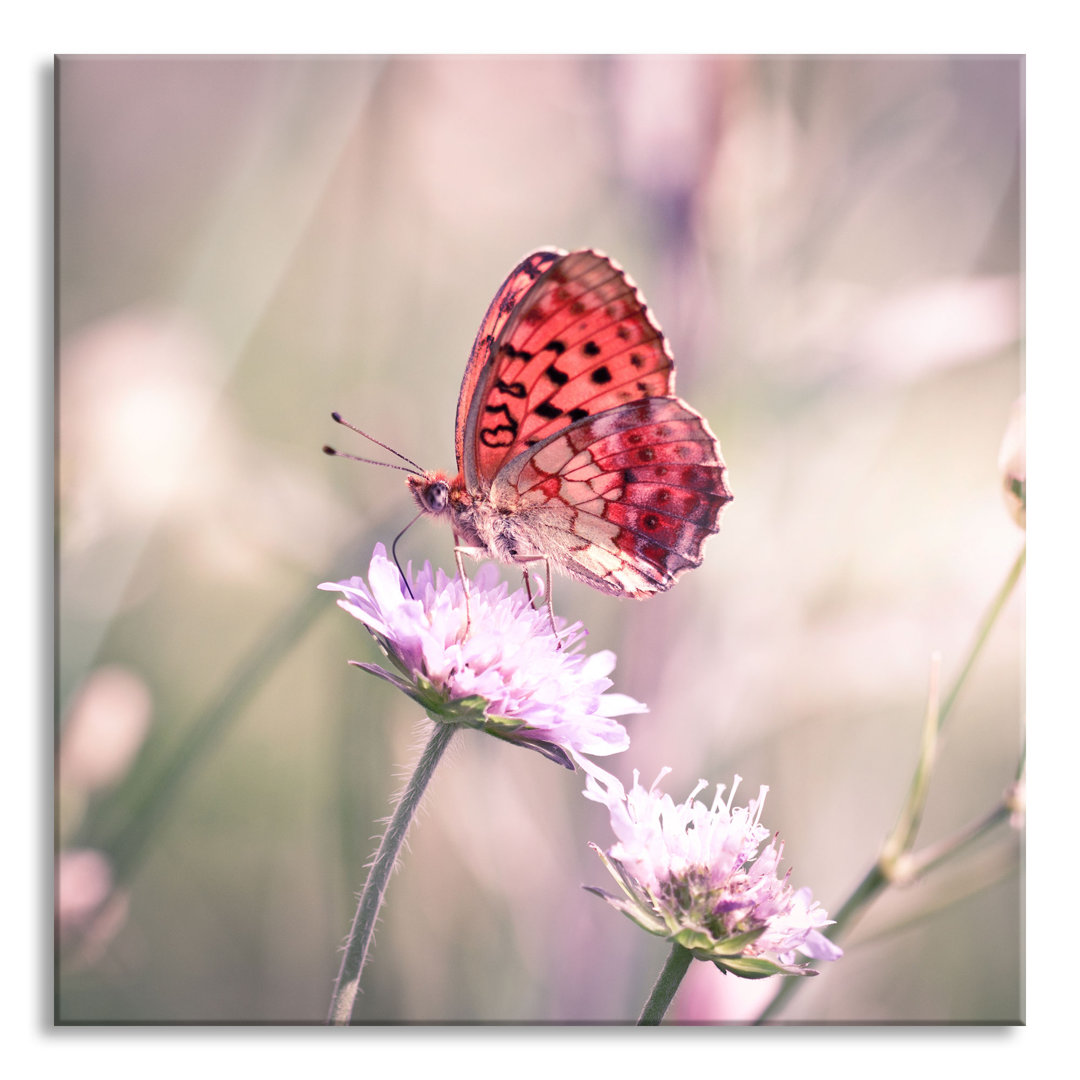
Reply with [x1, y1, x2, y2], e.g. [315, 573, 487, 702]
[542, 558, 561, 647]
[516, 557, 561, 647]
[453, 546, 473, 635]
[452, 542, 487, 638]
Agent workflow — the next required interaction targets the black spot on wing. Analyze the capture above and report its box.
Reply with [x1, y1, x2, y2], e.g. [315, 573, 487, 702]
[500, 343, 533, 361]
[495, 379, 526, 397]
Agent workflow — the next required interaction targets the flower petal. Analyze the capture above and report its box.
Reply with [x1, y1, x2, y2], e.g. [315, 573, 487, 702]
[586, 769, 841, 976]
[323, 545, 641, 767]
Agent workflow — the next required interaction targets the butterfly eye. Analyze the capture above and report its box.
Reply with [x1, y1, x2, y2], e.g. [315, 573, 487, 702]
[423, 481, 450, 514]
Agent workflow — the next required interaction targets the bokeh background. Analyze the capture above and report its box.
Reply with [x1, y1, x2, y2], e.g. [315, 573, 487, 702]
[56, 55, 1024, 1024]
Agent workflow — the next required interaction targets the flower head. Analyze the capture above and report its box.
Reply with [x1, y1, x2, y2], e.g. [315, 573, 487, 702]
[585, 767, 842, 977]
[320, 545, 645, 769]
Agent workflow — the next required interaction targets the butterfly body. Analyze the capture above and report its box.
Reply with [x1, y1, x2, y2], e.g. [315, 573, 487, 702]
[411, 248, 733, 599]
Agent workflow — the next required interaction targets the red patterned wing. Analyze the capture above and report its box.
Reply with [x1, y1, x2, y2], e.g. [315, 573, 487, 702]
[492, 397, 733, 597]
[454, 248, 564, 479]
[458, 250, 676, 492]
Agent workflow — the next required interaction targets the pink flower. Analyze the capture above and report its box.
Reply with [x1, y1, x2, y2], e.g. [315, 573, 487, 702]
[585, 767, 842, 976]
[320, 545, 645, 769]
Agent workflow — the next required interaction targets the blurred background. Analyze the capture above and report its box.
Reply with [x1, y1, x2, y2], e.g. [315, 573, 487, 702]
[56, 55, 1023, 1023]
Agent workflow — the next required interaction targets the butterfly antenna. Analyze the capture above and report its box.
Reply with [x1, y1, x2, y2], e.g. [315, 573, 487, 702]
[322, 444, 418, 473]
[325, 412, 424, 474]
[391, 511, 424, 599]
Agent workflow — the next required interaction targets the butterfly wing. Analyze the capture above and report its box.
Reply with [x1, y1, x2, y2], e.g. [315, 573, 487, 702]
[490, 396, 732, 597]
[457, 250, 676, 492]
[453, 248, 732, 597]
[454, 248, 565, 480]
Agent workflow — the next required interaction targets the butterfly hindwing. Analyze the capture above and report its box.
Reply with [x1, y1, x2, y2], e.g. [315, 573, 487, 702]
[460, 250, 675, 491]
[490, 397, 732, 597]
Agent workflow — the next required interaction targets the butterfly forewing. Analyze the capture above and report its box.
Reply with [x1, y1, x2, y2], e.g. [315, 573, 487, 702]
[460, 250, 675, 491]
[454, 248, 564, 479]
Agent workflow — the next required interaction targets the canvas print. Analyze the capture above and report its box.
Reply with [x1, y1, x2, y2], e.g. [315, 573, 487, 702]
[56, 55, 1024, 1024]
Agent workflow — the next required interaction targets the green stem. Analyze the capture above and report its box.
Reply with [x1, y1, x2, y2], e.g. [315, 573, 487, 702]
[638, 942, 693, 1025]
[885, 653, 942, 860]
[828, 863, 890, 939]
[904, 800, 1013, 882]
[937, 544, 1025, 731]
[854, 843, 1020, 947]
[327, 720, 457, 1025]
[1014, 741, 1026, 783]
[754, 543, 1025, 1024]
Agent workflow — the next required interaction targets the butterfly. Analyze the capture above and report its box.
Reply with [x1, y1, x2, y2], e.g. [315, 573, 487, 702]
[401, 248, 733, 606]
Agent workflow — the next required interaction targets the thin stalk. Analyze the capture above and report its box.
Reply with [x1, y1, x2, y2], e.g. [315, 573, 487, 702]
[884, 652, 942, 862]
[903, 801, 1014, 882]
[757, 763, 1022, 1024]
[638, 942, 693, 1025]
[755, 543, 1025, 1024]
[938, 544, 1025, 730]
[852, 845, 1020, 948]
[328, 720, 456, 1025]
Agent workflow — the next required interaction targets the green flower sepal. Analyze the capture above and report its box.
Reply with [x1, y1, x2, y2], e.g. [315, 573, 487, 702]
[349, 663, 484, 720]
[470, 711, 576, 770]
[585, 845, 819, 978]
[350, 662, 575, 770]
[670, 927, 816, 976]
[712, 954, 817, 979]
[585, 846, 669, 935]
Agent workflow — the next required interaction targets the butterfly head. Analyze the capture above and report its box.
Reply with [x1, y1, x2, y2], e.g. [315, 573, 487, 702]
[408, 471, 458, 518]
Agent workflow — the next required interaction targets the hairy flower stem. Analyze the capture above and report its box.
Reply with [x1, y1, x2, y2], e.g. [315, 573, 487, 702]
[327, 721, 457, 1025]
[638, 942, 694, 1025]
